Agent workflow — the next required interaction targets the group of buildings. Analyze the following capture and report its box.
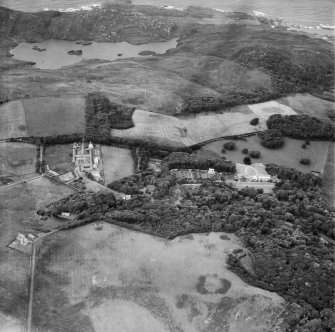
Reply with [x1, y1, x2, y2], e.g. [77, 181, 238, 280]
[72, 142, 103, 182]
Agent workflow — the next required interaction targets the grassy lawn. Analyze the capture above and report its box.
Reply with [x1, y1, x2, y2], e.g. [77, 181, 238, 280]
[200, 135, 330, 173]
[101, 146, 135, 184]
[23, 96, 85, 137]
[31, 223, 284, 332]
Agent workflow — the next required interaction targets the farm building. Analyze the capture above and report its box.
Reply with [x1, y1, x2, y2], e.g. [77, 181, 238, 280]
[73, 142, 103, 180]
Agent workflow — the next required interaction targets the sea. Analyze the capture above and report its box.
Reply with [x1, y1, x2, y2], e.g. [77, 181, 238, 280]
[0, 0, 334, 29]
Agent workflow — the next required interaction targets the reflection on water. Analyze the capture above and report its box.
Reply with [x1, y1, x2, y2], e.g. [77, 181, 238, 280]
[10, 38, 178, 69]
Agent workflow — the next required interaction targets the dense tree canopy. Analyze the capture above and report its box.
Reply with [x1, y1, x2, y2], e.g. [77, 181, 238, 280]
[161, 152, 236, 173]
[267, 114, 335, 140]
[85, 92, 135, 141]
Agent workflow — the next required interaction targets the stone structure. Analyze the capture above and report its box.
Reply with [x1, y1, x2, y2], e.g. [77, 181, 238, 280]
[72, 141, 102, 181]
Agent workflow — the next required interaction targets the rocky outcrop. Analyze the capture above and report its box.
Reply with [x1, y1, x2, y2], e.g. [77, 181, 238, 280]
[75, 41, 92, 45]
[67, 50, 82, 55]
[0, 4, 178, 44]
[138, 50, 156, 56]
[32, 45, 46, 51]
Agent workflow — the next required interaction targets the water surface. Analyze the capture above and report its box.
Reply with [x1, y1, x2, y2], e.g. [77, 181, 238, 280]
[0, 0, 334, 27]
[10, 38, 178, 69]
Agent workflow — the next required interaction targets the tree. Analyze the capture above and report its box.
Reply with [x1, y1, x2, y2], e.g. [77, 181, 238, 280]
[250, 117, 259, 125]
[250, 151, 261, 158]
[244, 156, 251, 165]
[223, 142, 236, 151]
[242, 148, 249, 154]
[300, 158, 311, 165]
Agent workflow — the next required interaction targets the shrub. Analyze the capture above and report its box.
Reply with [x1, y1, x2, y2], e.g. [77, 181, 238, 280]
[243, 156, 251, 165]
[250, 117, 260, 125]
[250, 151, 261, 158]
[305, 140, 310, 145]
[224, 142, 236, 151]
[242, 148, 249, 154]
[302, 144, 306, 149]
[300, 158, 311, 165]
[221, 148, 226, 154]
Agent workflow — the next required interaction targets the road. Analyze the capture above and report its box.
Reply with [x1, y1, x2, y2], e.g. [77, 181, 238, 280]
[26, 229, 59, 332]
[0, 175, 42, 191]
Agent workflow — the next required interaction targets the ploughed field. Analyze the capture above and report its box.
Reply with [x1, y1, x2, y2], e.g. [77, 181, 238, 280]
[32, 223, 284, 332]
[111, 101, 297, 146]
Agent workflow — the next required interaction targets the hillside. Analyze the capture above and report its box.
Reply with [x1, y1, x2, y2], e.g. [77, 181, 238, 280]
[0, 3, 334, 114]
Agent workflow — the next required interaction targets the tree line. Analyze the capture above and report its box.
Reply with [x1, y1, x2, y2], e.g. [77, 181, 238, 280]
[161, 151, 236, 173]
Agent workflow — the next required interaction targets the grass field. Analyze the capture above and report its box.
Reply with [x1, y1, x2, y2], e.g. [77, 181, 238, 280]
[0, 175, 77, 330]
[32, 223, 284, 332]
[278, 93, 335, 122]
[0, 100, 28, 139]
[248, 100, 297, 119]
[28, 176, 74, 209]
[44, 144, 74, 174]
[101, 146, 135, 184]
[200, 136, 330, 173]
[0, 142, 37, 175]
[23, 96, 85, 137]
[0, 184, 37, 330]
[112, 100, 298, 147]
